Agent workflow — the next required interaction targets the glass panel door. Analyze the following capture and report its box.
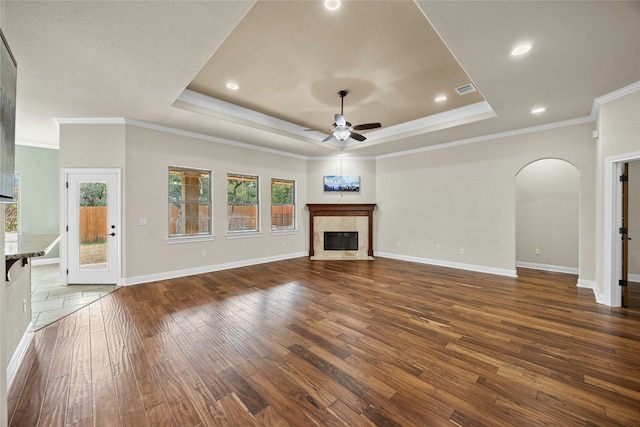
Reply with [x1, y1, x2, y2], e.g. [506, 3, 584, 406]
[67, 171, 119, 284]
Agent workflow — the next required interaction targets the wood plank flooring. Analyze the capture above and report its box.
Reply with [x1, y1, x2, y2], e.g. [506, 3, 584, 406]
[8, 258, 640, 426]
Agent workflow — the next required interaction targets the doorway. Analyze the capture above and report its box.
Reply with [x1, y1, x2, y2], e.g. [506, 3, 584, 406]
[63, 169, 120, 284]
[516, 159, 580, 274]
[605, 152, 640, 307]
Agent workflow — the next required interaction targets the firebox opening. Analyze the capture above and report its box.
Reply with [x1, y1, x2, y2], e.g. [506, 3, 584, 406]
[324, 231, 358, 251]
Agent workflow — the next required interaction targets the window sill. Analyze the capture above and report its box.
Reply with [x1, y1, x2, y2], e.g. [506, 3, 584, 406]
[166, 235, 215, 245]
[226, 231, 262, 240]
[270, 229, 298, 236]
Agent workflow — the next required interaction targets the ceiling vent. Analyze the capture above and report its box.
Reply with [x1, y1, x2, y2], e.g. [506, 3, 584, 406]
[455, 83, 477, 95]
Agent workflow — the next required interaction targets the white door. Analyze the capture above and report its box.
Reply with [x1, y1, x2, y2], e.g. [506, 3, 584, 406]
[66, 170, 120, 284]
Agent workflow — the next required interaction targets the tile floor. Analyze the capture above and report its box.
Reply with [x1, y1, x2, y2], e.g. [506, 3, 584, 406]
[31, 263, 117, 330]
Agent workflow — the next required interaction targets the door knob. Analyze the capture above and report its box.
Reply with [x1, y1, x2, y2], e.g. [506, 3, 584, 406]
[107, 232, 116, 237]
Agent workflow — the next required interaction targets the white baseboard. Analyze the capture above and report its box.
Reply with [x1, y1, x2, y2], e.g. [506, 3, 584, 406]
[628, 273, 640, 282]
[375, 252, 517, 278]
[31, 257, 60, 266]
[577, 279, 605, 304]
[7, 322, 34, 392]
[516, 261, 579, 275]
[122, 251, 308, 286]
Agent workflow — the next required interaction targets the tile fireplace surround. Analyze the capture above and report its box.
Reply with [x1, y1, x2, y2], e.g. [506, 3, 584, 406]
[306, 204, 376, 260]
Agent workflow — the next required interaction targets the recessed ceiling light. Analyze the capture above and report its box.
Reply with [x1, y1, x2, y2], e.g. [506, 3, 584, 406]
[435, 95, 447, 103]
[338, 152, 348, 157]
[531, 106, 546, 114]
[225, 82, 239, 90]
[511, 43, 532, 56]
[324, 0, 341, 11]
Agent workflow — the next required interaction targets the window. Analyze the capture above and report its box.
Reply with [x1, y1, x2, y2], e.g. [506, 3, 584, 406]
[169, 167, 211, 237]
[227, 173, 258, 233]
[4, 172, 19, 233]
[271, 178, 295, 231]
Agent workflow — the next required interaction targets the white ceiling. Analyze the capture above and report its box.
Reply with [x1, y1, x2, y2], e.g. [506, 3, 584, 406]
[2, 1, 639, 158]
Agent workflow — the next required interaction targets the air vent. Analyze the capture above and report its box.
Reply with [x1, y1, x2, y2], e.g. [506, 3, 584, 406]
[455, 84, 477, 95]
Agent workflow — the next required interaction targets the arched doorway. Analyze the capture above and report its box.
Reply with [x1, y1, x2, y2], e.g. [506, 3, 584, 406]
[516, 159, 580, 274]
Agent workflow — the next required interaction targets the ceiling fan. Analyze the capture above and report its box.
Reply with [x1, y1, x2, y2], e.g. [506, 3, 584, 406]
[307, 90, 381, 142]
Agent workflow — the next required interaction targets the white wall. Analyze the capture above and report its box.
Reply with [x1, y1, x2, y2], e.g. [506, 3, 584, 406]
[516, 159, 579, 270]
[595, 87, 640, 302]
[306, 156, 376, 204]
[59, 122, 308, 283]
[124, 125, 308, 280]
[375, 122, 595, 279]
[59, 123, 127, 168]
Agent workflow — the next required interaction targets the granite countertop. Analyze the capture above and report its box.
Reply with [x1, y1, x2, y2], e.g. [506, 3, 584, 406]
[5, 233, 61, 260]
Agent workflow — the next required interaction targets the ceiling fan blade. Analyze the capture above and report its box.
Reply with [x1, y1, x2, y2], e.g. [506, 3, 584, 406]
[335, 114, 346, 127]
[349, 132, 366, 142]
[322, 134, 335, 142]
[353, 122, 381, 131]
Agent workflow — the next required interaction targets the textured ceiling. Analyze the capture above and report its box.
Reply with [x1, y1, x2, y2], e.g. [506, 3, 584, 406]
[2, 1, 639, 157]
[186, 0, 485, 132]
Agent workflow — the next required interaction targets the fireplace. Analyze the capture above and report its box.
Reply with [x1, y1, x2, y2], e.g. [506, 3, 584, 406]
[324, 232, 358, 251]
[307, 204, 375, 260]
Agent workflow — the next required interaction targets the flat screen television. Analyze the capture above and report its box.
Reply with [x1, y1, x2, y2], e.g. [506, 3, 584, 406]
[0, 27, 16, 202]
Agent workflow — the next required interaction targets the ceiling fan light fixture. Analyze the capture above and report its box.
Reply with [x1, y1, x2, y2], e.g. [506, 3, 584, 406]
[333, 129, 351, 141]
[324, 0, 341, 11]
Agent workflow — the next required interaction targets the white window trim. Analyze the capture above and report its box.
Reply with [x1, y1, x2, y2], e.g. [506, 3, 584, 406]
[168, 166, 212, 240]
[270, 229, 298, 236]
[226, 231, 263, 240]
[270, 177, 297, 233]
[166, 234, 216, 245]
[226, 172, 260, 234]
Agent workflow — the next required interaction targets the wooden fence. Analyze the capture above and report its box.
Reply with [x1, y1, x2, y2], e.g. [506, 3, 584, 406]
[170, 205, 210, 234]
[79, 206, 107, 243]
[83, 205, 295, 239]
[271, 205, 294, 229]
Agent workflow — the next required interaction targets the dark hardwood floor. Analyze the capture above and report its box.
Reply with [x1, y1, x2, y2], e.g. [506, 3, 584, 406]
[7, 258, 640, 426]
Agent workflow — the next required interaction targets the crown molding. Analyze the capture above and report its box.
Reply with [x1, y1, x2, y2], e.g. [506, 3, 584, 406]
[307, 155, 377, 161]
[175, 89, 497, 150]
[55, 81, 629, 162]
[53, 116, 308, 160]
[16, 140, 59, 150]
[376, 115, 594, 160]
[51, 113, 595, 162]
[55, 117, 126, 128]
[590, 80, 640, 119]
[123, 118, 308, 160]
[364, 101, 495, 143]
[175, 89, 329, 143]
